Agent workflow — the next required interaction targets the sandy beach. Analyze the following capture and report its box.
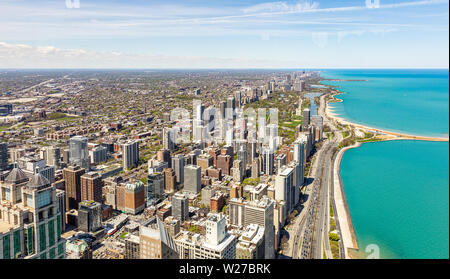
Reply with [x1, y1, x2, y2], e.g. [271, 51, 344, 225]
[325, 92, 448, 259]
[325, 97, 449, 142]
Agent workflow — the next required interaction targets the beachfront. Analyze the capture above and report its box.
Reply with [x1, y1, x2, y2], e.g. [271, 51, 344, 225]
[324, 87, 448, 259]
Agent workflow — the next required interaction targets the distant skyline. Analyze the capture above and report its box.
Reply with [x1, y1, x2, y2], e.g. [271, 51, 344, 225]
[0, 0, 448, 68]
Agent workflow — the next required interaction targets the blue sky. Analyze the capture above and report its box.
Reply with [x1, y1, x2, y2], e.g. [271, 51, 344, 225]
[0, 0, 448, 68]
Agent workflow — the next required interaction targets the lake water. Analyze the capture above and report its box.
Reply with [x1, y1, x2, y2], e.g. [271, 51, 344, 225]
[321, 69, 449, 259]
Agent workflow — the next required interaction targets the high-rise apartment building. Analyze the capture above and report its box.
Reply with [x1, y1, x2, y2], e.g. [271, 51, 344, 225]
[147, 172, 165, 201]
[275, 167, 293, 214]
[244, 196, 275, 259]
[172, 193, 189, 222]
[302, 108, 310, 129]
[63, 165, 86, 211]
[140, 217, 178, 259]
[123, 181, 145, 215]
[44, 146, 61, 170]
[89, 146, 107, 165]
[78, 200, 102, 233]
[217, 154, 232, 176]
[171, 155, 184, 186]
[163, 128, 175, 151]
[123, 141, 139, 170]
[183, 165, 201, 194]
[69, 136, 90, 170]
[0, 143, 9, 171]
[80, 171, 103, 203]
[236, 224, 265, 259]
[163, 168, 176, 193]
[196, 154, 213, 172]
[175, 213, 237, 259]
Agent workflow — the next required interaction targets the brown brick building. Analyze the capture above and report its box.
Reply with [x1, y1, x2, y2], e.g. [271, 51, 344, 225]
[197, 154, 213, 172]
[210, 193, 225, 212]
[217, 154, 232, 176]
[80, 171, 103, 203]
[163, 168, 176, 193]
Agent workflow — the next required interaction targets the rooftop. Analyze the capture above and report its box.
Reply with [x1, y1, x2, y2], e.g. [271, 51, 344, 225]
[0, 221, 15, 234]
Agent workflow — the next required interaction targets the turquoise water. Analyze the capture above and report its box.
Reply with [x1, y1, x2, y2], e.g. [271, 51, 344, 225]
[321, 69, 449, 138]
[320, 69, 449, 259]
[341, 141, 449, 259]
[304, 92, 322, 116]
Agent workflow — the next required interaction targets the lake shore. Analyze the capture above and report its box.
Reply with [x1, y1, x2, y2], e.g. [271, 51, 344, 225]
[320, 70, 449, 259]
[326, 95, 449, 142]
[325, 88, 448, 259]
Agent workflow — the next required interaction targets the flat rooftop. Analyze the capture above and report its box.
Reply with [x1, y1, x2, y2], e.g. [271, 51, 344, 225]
[0, 221, 15, 234]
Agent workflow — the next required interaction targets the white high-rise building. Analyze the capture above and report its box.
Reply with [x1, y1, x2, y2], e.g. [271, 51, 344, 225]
[275, 167, 294, 214]
[89, 146, 107, 164]
[244, 196, 275, 259]
[205, 213, 227, 246]
[183, 165, 201, 194]
[174, 213, 237, 259]
[123, 141, 139, 170]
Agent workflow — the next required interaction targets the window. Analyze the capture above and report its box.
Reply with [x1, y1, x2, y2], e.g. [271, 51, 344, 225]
[48, 220, 55, 246]
[26, 227, 34, 255]
[2, 235, 10, 259]
[15, 188, 21, 202]
[57, 243, 64, 255]
[13, 231, 21, 258]
[56, 215, 61, 240]
[4, 188, 11, 201]
[39, 224, 46, 251]
[49, 248, 55, 259]
[26, 194, 33, 207]
[37, 190, 51, 208]
[40, 253, 46, 259]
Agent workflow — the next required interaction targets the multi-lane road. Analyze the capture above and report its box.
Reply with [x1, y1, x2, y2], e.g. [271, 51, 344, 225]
[289, 93, 343, 259]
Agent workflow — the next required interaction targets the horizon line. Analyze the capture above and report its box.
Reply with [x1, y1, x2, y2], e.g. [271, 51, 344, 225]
[0, 67, 448, 70]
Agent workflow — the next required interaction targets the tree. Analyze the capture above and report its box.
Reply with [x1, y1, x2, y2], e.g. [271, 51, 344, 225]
[329, 232, 340, 242]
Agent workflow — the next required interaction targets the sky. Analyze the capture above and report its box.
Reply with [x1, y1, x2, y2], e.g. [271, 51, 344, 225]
[0, 0, 448, 68]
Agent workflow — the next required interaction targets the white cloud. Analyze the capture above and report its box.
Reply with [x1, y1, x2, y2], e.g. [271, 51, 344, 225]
[242, 0, 319, 13]
[0, 42, 296, 69]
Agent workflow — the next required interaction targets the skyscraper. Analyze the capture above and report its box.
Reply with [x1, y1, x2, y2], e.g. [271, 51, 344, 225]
[69, 136, 90, 170]
[123, 141, 139, 170]
[262, 147, 274, 175]
[238, 145, 248, 167]
[293, 135, 306, 185]
[275, 167, 294, 213]
[163, 168, 176, 193]
[244, 196, 275, 259]
[0, 143, 8, 171]
[171, 154, 184, 186]
[140, 217, 179, 259]
[63, 165, 86, 211]
[78, 200, 102, 233]
[302, 108, 310, 129]
[220, 100, 227, 119]
[172, 192, 189, 222]
[0, 166, 66, 259]
[226, 96, 235, 119]
[80, 171, 103, 203]
[45, 146, 61, 169]
[163, 127, 175, 151]
[183, 165, 201, 194]
[147, 172, 165, 201]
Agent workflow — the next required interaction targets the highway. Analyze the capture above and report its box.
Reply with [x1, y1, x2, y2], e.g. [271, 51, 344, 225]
[290, 94, 343, 259]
